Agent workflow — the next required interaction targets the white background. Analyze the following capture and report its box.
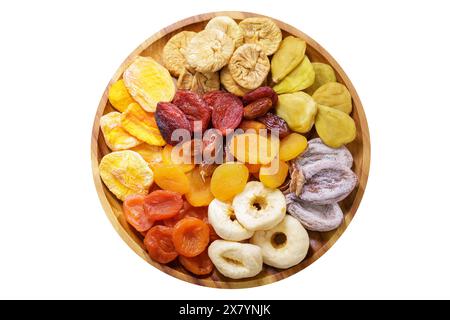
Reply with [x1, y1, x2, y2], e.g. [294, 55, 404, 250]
[1, 0, 449, 299]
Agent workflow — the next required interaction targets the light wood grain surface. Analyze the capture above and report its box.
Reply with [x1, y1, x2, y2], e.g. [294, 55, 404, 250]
[91, 11, 371, 288]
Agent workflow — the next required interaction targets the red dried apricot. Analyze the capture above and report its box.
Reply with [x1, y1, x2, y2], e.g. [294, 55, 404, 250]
[143, 190, 183, 221]
[204, 91, 243, 135]
[172, 90, 211, 132]
[172, 217, 210, 257]
[179, 251, 213, 275]
[123, 194, 154, 232]
[144, 225, 178, 264]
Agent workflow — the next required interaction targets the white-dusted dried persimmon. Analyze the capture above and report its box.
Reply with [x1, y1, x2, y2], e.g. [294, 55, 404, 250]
[239, 17, 282, 55]
[123, 56, 175, 112]
[99, 150, 154, 201]
[100, 112, 141, 151]
[162, 31, 197, 77]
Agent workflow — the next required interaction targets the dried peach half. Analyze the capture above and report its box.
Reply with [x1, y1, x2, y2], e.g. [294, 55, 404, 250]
[100, 112, 141, 151]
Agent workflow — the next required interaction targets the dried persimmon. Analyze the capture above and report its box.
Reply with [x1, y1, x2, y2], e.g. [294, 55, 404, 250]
[143, 190, 183, 221]
[144, 225, 178, 264]
[179, 251, 213, 275]
[172, 217, 210, 257]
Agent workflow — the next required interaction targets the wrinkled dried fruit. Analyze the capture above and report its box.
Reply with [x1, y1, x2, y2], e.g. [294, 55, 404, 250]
[271, 36, 306, 83]
[259, 158, 289, 189]
[305, 62, 336, 95]
[257, 112, 291, 138]
[288, 162, 305, 197]
[205, 16, 243, 48]
[208, 92, 244, 135]
[279, 133, 308, 161]
[162, 31, 197, 77]
[99, 151, 154, 201]
[211, 162, 249, 201]
[123, 194, 154, 232]
[155, 102, 191, 145]
[219, 65, 251, 97]
[179, 250, 214, 275]
[301, 160, 358, 205]
[239, 17, 282, 55]
[172, 90, 211, 132]
[186, 29, 234, 73]
[100, 112, 141, 151]
[173, 217, 210, 257]
[162, 144, 195, 173]
[144, 225, 178, 264]
[130, 143, 163, 167]
[315, 104, 356, 148]
[229, 44, 270, 90]
[276, 92, 317, 133]
[287, 198, 344, 232]
[312, 82, 352, 114]
[186, 166, 214, 207]
[177, 69, 220, 95]
[243, 97, 272, 119]
[242, 86, 278, 106]
[230, 132, 279, 165]
[108, 79, 136, 112]
[238, 120, 266, 133]
[143, 190, 183, 221]
[296, 137, 353, 168]
[153, 164, 190, 194]
[121, 103, 166, 146]
[273, 56, 315, 94]
[123, 56, 175, 112]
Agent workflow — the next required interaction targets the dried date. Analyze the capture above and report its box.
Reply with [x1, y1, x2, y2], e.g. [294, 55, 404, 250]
[257, 112, 291, 138]
[243, 97, 272, 119]
[242, 86, 278, 106]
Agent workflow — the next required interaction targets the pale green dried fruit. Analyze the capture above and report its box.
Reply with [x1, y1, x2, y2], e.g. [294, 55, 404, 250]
[271, 36, 306, 83]
[312, 82, 352, 114]
[305, 62, 336, 95]
[315, 104, 356, 148]
[273, 56, 315, 94]
[276, 91, 317, 133]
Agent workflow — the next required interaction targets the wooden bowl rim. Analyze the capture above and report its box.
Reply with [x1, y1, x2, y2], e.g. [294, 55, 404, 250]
[91, 11, 371, 289]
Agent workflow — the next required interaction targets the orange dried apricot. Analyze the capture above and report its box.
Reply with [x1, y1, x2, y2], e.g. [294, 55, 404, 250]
[179, 251, 213, 275]
[123, 194, 154, 232]
[238, 120, 266, 133]
[100, 112, 141, 151]
[108, 79, 136, 112]
[259, 158, 289, 189]
[162, 144, 195, 173]
[172, 217, 210, 257]
[144, 225, 178, 264]
[143, 190, 183, 221]
[130, 143, 163, 167]
[210, 162, 249, 201]
[229, 132, 279, 165]
[153, 164, 190, 194]
[186, 166, 214, 207]
[279, 133, 308, 161]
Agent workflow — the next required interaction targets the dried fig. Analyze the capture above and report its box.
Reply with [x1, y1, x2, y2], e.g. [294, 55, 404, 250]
[220, 65, 251, 97]
[315, 104, 356, 148]
[305, 63, 336, 95]
[271, 36, 306, 83]
[205, 16, 243, 48]
[185, 29, 234, 73]
[276, 91, 317, 133]
[273, 56, 315, 94]
[177, 69, 220, 95]
[312, 82, 352, 114]
[229, 44, 270, 90]
[296, 138, 353, 168]
[239, 17, 282, 55]
[162, 31, 197, 77]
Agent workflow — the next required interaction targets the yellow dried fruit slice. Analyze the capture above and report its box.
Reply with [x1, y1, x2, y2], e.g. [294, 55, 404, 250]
[123, 56, 175, 112]
[304, 63, 336, 95]
[162, 144, 195, 173]
[312, 82, 352, 114]
[108, 79, 136, 112]
[100, 112, 141, 151]
[130, 143, 163, 167]
[99, 150, 153, 201]
[271, 36, 306, 83]
[315, 104, 356, 148]
[121, 103, 166, 146]
[230, 132, 279, 165]
[276, 92, 317, 133]
[273, 56, 315, 94]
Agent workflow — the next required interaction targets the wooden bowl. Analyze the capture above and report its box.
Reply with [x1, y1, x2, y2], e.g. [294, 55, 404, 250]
[91, 11, 370, 288]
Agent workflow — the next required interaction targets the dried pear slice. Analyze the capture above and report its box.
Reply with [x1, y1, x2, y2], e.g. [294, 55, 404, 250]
[162, 31, 197, 77]
[99, 150, 153, 201]
[220, 65, 251, 97]
[100, 112, 141, 151]
[229, 44, 270, 90]
[239, 17, 282, 55]
[315, 104, 356, 148]
[312, 82, 352, 114]
[304, 63, 336, 95]
[185, 29, 234, 73]
[123, 56, 175, 112]
[177, 69, 220, 95]
[271, 36, 306, 83]
[276, 91, 317, 133]
[273, 56, 315, 94]
[205, 16, 243, 48]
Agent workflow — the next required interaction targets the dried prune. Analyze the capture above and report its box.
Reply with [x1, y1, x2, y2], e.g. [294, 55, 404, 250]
[172, 90, 211, 132]
[243, 97, 272, 119]
[242, 86, 278, 106]
[155, 102, 191, 145]
[257, 112, 291, 138]
[204, 91, 243, 135]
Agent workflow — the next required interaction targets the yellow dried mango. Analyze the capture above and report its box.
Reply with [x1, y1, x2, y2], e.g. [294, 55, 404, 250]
[312, 82, 352, 114]
[305, 63, 336, 95]
[273, 56, 315, 94]
[99, 150, 154, 201]
[100, 112, 141, 151]
[271, 36, 306, 83]
[121, 103, 166, 146]
[162, 144, 195, 173]
[108, 79, 136, 112]
[130, 143, 163, 167]
[123, 56, 175, 112]
[315, 104, 356, 148]
[276, 91, 317, 133]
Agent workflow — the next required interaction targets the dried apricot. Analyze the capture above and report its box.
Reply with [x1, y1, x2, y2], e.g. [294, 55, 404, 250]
[246, 163, 261, 173]
[144, 225, 178, 264]
[185, 166, 214, 207]
[172, 90, 211, 132]
[100, 112, 141, 151]
[162, 144, 195, 173]
[279, 133, 308, 161]
[121, 103, 166, 146]
[123, 194, 154, 232]
[210, 163, 249, 201]
[259, 158, 289, 189]
[108, 79, 136, 112]
[153, 164, 190, 194]
[130, 144, 163, 167]
[155, 102, 191, 145]
[143, 190, 183, 221]
[229, 132, 279, 165]
[179, 251, 213, 275]
[238, 120, 266, 133]
[163, 201, 191, 227]
[172, 217, 210, 257]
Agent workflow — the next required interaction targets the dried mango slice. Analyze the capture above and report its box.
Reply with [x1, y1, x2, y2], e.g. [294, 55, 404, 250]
[100, 112, 141, 151]
[130, 143, 163, 167]
[123, 56, 175, 112]
[99, 150, 154, 201]
[121, 103, 166, 146]
[108, 79, 136, 112]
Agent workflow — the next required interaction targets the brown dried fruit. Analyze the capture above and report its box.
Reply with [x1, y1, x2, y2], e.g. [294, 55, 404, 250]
[220, 65, 251, 97]
[177, 69, 220, 95]
[239, 17, 282, 55]
[243, 97, 272, 119]
[172, 90, 211, 132]
[242, 86, 278, 106]
[209, 92, 244, 135]
[155, 102, 191, 145]
[257, 112, 291, 138]
[289, 161, 305, 197]
[162, 31, 197, 77]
